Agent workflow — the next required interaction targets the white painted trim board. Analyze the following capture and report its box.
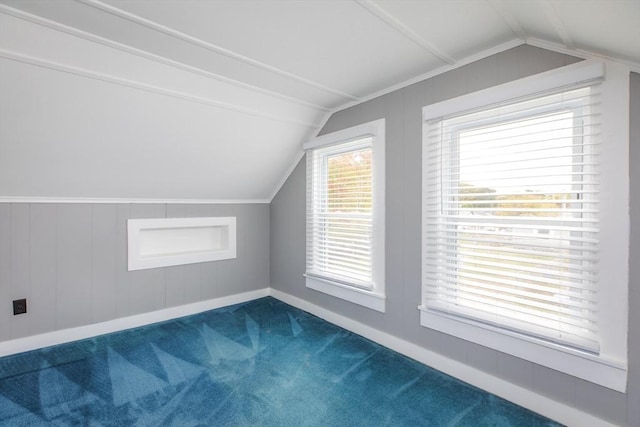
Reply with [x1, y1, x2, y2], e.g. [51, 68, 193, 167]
[269, 288, 617, 427]
[0, 288, 269, 357]
[354, 0, 455, 65]
[76, 0, 359, 101]
[329, 39, 525, 114]
[0, 3, 330, 111]
[0, 197, 270, 204]
[0, 49, 320, 129]
[0, 286, 618, 427]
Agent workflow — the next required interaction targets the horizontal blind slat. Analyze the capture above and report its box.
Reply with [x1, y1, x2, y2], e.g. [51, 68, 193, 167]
[424, 292, 598, 332]
[425, 301, 599, 352]
[430, 242, 599, 262]
[423, 82, 600, 350]
[424, 255, 597, 284]
[426, 270, 597, 306]
[307, 138, 375, 286]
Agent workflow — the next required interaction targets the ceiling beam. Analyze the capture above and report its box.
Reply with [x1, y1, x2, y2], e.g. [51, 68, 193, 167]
[0, 49, 323, 129]
[354, 0, 456, 65]
[486, 0, 527, 39]
[75, 0, 360, 101]
[0, 4, 331, 113]
[537, 0, 576, 50]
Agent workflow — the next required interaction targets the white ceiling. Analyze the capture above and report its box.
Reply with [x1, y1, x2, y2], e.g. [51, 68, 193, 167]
[0, 0, 638, 201]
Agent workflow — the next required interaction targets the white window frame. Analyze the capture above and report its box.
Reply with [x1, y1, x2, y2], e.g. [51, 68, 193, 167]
[420, 60, 629, 392]
[304, 119, 386, 312]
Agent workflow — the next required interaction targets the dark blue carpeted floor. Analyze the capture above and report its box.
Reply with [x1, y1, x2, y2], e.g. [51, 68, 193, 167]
[0, 297, 561, 426]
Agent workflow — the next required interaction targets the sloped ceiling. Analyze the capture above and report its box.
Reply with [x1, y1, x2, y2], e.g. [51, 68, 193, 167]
[0, 0, 638, 201]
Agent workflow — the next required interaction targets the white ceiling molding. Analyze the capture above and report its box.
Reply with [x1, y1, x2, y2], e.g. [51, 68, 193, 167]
[486, 0, 527, 39]
[354, 0, 456, 65]
[0, 48, 321, 129]
[333, 35, 640, 117]
[76, 0, 360, 102]
[537, 0, 576, 50]
[527, 38, 640, 74]
[0, 4, 330, 113]
[330, 39, 525, 115]
[1, 0, 636, 201]
[0, 197, 270, 204]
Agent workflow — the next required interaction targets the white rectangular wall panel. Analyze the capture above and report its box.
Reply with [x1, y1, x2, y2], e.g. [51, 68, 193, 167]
[128, 217, 236, 271]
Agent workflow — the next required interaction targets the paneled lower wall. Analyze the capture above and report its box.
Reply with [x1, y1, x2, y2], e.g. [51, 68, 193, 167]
[0, 202, 269, 343]
[270, 45, 639, 426]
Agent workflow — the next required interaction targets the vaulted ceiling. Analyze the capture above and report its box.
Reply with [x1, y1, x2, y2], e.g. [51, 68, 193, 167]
[1, 0, 638, 201]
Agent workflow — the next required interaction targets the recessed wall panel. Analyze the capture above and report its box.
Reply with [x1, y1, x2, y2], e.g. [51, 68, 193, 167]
[128, 217, 236, 271]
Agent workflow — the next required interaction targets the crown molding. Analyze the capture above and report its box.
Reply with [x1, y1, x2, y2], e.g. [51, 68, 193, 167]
[0, 197, 270, 205]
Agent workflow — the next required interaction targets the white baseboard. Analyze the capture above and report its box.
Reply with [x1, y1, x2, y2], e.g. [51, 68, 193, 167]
[269, 288, 616, 427]
[0, 288, 269, 358]
[0, 286, 616, 427]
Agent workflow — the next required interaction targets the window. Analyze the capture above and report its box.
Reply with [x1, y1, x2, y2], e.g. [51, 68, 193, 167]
[304, 119, 385, 312]
[421, 60, 629, 391]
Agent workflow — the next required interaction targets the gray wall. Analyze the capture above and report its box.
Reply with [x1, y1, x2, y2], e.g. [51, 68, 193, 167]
[270, 45, 639, 426]
[0, 202, 269, 342]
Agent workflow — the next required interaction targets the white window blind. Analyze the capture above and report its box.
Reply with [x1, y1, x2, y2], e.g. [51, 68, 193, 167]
[423, 83, 602, 353]
[306, 137, 375, 289]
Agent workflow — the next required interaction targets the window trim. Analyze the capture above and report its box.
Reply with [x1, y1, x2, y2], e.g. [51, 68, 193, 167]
[304, 119, 386, 312]
[420, 60, 629, 392]
[426, 88, 600, 353]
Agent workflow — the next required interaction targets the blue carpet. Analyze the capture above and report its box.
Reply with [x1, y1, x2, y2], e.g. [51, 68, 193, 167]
[0, 297, 561, 426]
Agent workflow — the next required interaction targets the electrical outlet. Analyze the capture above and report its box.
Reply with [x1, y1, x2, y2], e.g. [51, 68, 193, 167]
[13, 298, 27, 315]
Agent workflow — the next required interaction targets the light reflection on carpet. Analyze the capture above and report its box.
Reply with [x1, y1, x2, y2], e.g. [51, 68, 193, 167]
[0, 297, 562, 426]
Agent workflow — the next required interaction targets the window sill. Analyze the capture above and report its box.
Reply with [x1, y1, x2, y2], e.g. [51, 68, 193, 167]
[418, 306, 627, 392]
[305, 275, 385, 313]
